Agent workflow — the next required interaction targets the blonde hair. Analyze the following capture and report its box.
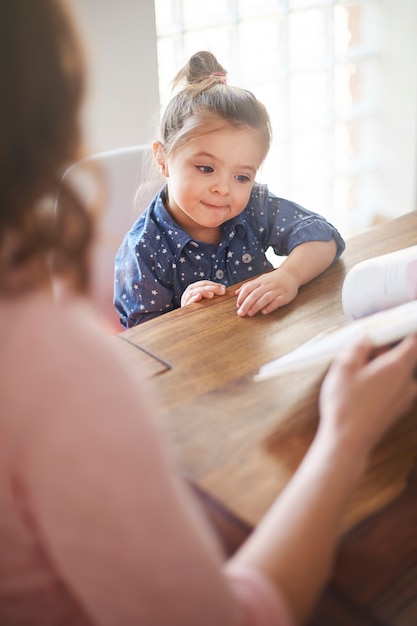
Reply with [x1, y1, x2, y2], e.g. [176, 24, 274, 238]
[160, 51, 272, 161]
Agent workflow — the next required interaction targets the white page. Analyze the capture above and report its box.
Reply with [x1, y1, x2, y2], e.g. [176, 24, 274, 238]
[255, 299, 417, 381]
[342, 245, 417, 320]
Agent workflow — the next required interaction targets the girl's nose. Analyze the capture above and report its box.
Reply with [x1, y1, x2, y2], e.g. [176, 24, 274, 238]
[210, 176, 230, 195]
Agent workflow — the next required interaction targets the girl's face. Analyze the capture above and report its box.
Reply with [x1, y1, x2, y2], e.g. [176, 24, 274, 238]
[156, 121, 265, 245]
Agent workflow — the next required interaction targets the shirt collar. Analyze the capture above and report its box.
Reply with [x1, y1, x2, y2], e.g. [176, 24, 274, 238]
[151, 186, 248, 257]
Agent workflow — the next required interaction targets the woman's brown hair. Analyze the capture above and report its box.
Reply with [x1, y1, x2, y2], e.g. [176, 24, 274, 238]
[0, 0, 93, 293]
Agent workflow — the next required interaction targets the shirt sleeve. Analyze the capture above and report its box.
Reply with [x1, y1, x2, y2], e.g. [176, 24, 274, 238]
[10, 303, 297, 626]
[225, 564, 294, 626]
[114, 230, 175, 327]
[265, 194, 345, 261]
[9, 309, 252, 625]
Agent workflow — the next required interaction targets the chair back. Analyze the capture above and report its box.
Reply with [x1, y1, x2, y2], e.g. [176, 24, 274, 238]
[59, 145, 162, 331]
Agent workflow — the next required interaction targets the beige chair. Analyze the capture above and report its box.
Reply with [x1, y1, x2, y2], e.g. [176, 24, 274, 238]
[59, 145, 163, 332]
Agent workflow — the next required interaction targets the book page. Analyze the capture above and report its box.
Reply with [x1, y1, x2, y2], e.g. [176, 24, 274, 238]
[255, 299, 417, 381]
[342, 245, 417, 320]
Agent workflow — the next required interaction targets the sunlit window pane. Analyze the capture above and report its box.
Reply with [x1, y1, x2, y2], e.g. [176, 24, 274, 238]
[238, 0, 285, 19]
[289, 72, 329, 131]
[154, 0, 382, 235]
[183, 26, 234, 64]
[182, 0, 232, 28]
[289, 0, 333, 9]
[288, 9, 330, 71]
[237, 18, 283, 84]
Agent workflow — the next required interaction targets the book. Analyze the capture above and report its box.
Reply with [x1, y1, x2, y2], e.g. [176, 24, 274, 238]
[255, 245, 417, 381]
[342, 245, 417, 320]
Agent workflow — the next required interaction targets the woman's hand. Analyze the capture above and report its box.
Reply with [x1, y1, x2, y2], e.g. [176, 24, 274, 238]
[181, 280, 226, 307]
[319, 335, 417, 457]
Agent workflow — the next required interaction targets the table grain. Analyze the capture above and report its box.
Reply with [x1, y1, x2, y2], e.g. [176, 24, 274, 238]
[118, 212, 417, 625]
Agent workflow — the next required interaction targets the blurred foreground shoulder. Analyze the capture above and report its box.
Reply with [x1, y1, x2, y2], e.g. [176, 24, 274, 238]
[0, 291, 152, 430]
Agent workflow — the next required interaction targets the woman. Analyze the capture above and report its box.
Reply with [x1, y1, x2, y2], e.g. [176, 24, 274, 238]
[1, 1, 417, 625]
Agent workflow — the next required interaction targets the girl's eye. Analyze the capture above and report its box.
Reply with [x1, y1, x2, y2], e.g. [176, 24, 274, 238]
[236, 174, 251, 183]
[197, 165, 213, 173]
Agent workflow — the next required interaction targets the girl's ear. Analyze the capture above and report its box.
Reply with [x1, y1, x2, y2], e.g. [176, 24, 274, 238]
[153, 141, 169, 177]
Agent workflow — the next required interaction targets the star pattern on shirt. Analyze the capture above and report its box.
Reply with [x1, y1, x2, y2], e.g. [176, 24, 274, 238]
[114, 184, 344, 326]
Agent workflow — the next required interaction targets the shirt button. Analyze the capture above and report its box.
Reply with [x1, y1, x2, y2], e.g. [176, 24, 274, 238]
[215, 269, 224, 279]
[242, 253, 252, 263]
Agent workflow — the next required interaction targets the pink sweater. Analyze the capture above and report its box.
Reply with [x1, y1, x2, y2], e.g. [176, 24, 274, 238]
[0, 292, 293, 626]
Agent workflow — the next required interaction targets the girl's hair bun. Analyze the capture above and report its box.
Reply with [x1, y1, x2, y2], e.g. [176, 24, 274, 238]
[172, 50, 227, 89]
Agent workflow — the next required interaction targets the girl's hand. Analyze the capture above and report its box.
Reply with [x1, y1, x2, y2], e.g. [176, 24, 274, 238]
[319, 335, 417, 458]
[181, 280, 226, 307]
[235, 267, 299, 317]
[235, 240, 338, 317]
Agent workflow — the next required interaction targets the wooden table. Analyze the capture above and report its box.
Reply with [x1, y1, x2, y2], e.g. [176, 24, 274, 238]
[119, 211, 417, 625]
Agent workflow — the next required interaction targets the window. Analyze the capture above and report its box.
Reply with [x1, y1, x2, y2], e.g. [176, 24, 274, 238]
[154, 0, 382, 236]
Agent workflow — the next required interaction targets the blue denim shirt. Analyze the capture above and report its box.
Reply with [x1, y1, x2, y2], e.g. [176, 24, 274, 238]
[114, 183, 345, 327]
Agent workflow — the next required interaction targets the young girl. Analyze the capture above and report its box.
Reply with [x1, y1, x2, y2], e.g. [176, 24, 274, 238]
[114, 51, 345, 328]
